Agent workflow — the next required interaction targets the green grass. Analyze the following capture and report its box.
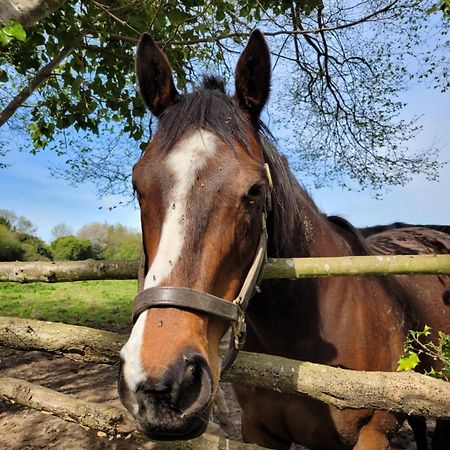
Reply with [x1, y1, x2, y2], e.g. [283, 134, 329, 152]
[0, 280, 138, 332]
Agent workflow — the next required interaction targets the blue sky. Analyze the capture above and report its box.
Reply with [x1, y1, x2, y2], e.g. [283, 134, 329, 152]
[0, 71, 449, 243]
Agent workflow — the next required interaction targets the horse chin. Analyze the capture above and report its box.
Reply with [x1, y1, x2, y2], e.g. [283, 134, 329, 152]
[137, 408, 210, 441]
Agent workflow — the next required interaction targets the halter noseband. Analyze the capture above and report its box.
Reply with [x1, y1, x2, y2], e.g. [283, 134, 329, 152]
[133, 164, 272, 374]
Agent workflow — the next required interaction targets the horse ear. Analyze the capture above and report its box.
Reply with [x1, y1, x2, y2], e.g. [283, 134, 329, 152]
[136, 34, 179, 116]
[235, 30, 271, 121]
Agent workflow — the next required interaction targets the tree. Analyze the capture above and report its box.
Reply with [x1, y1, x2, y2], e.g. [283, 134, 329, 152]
[76, 222, 141, 260]
[102, 224, 141, 260]
[16, 231, 52, 260]
[0, 209, 37, 234]
[50, 235, 93, 260]
[0, 223, 24, 261]
[76, 222, 108, 258]
[0, 211, 50, 261]
[0, 1, 448, 194]
[0, 0, 68, 28]
[51, 222, 73, 240]
[429, 1, 450, 18]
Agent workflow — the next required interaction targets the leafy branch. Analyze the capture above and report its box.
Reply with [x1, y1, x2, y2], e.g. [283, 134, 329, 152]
[0, 0, 448, 195]
[398, 326, 450, 379]
[0, 20, 26, 47]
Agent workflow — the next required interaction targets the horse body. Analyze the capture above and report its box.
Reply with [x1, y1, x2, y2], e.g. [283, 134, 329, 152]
[234, 151, 450, 448]
[119, 30, 450, 449]
[233, 155, 407, 449]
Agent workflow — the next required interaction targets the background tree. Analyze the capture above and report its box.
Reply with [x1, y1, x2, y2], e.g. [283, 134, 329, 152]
[15, 232, 52, 260]
[429, 0, 450, 18]
[0, 210, 51, 261]
[0, 209, 37, 234]
[50, 235, 93, 260]
[51, 223, 74, 240]
[102, 224, 141, 260]
[77, 222, 141, 260]
[0, 223, 24, 261]
[77, 222, 108, 258]
[0, 0, 448, 195]
[0, 209, 141, 261]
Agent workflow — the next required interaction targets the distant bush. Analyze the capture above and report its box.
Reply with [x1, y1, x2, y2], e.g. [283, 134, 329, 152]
[103, 224, 141, 260]
[78, 222, 141, 260]
[50, 235, 94, 261]
[0, 210, 50, 261]
[0, 223, 24, 261]
[0, 209, 142, 262]
[16, 232, 52, 261]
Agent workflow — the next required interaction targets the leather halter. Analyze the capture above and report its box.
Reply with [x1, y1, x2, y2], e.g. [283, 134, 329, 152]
[133, 164, 272, 374]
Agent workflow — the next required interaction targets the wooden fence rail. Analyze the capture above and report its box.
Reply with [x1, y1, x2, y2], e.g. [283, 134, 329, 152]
[1, 254, 450, 283]
[1, 316, 449, 418]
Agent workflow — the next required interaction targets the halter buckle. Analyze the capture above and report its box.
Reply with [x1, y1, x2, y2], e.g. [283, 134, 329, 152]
[231, 305, 247, 350]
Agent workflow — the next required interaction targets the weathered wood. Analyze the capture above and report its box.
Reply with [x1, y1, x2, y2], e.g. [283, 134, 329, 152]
[1, 317, 450, 418]
[0, 377, 268, 449]
[0, 316, 125, 363]
[264, 254, 450, 278]
[1, 254, 450, 283]
[225, 352, 450, 419]
[0, 376, 134, 435]
[0, 259, 139, 283]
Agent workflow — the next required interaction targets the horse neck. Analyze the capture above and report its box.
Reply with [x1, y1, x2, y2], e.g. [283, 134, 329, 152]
[266, 164, 355, 259]
[246, 148, 369, 355]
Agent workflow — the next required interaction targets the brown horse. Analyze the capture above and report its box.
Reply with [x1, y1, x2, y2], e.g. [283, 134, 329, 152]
[118, 30, 450, 449]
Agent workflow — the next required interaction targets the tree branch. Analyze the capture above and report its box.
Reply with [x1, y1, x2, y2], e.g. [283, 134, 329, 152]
[0, 377, 268, 449]
[0, 45, 75, 127]
[91, 2, 402, 47]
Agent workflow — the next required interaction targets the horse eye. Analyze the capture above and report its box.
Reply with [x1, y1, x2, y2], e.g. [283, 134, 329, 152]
[246, 183, 263, 199]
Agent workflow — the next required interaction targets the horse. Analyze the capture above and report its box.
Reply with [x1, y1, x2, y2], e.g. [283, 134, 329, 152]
[118, 30, 450, 449]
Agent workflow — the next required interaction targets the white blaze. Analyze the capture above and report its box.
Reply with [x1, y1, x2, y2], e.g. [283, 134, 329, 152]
[144, 129, 218, 289]
[120, 129, 218, 397]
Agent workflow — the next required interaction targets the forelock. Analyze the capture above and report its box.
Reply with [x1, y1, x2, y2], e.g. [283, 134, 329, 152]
[151, 76, 256, 154]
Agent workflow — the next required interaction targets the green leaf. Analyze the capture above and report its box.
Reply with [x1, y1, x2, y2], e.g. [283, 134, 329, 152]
[425, 368, 445, 380]
[2, 19, 26, 42]
[0, 69, 8, 82]
[397, 351, 420, 371]
[0, 30, 13, 47]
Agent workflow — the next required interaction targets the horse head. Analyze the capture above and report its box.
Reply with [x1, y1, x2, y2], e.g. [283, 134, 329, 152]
[118, 30, 272, 440]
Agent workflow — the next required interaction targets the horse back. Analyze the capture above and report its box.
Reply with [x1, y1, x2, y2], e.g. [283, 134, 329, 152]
[366, 227, 450, 367]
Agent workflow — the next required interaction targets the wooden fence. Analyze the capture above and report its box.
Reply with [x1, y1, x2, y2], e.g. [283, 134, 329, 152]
[1, 256, 450, 448]
[1, 254, 450, 283]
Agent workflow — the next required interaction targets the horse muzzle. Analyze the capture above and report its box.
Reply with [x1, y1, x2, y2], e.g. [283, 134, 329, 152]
[118, 349, 213, 440]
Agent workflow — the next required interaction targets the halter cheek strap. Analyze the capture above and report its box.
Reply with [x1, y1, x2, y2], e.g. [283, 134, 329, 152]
[133, 164, 272, 374]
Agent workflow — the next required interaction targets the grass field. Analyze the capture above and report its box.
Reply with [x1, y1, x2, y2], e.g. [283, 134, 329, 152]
[0, 280, 137, 332]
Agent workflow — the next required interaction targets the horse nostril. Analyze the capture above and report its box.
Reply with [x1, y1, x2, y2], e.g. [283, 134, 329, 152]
[174, 359, 204, 411]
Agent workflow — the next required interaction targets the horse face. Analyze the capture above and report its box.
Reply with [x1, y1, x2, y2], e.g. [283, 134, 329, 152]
[118, 30, 271, 440]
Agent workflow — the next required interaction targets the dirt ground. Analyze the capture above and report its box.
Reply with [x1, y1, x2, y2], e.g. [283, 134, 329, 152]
[0, 346, 428, 450]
